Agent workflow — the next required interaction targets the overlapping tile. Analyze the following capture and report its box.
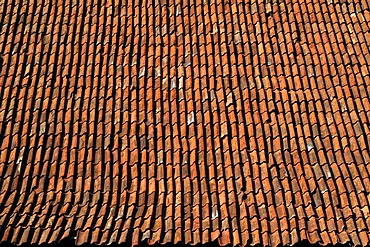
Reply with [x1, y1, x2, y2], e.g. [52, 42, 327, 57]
[1, 0, 370, 246]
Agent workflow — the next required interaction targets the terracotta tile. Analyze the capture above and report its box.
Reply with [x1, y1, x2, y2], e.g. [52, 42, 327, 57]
[1, 0, 370, 246]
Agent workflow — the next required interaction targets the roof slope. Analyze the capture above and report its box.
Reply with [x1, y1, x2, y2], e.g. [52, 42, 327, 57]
[1, 0, 370, 246]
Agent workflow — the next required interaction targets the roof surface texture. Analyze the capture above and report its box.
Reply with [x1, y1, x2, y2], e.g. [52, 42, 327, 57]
[1, 0, 370, 246]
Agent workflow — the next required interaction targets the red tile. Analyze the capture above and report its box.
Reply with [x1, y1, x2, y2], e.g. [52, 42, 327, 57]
[1, 0, 370, 246]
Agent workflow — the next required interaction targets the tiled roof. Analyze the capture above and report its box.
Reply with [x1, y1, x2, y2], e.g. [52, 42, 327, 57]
[1, 0, 370, 246]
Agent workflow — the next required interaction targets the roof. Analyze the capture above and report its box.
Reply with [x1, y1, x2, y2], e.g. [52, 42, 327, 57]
[1, 0, 370, 246]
